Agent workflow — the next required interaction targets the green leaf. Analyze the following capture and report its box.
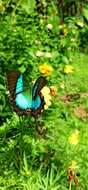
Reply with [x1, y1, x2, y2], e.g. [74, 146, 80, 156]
[0, 93, 5, 112]
[0, 84, 6, 90]
[83, 5, 88, 21]
[18, 65, 26, 73]
[22, 0, 36, 14]
[23, 151, 28, 173]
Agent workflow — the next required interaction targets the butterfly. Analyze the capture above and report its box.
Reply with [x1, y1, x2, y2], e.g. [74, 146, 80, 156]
[7, 71, 46, 116]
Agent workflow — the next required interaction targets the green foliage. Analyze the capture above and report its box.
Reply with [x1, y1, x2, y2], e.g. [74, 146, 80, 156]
[83, 3, 88, 21]
[0, 0, 88, 189]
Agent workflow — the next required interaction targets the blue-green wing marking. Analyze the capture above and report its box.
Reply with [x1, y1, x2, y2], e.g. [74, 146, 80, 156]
[31, 76, 46, 110]
[15, 93, 32, 110]
[32, 76, 46, 100]
[15, 75, 41, 110]
[15, 74, 45, 111]
[16, 74, 23, 94]
[15, 75, 32, 110]
[7, 72, 45, 114]
[32, 95, 41, 110]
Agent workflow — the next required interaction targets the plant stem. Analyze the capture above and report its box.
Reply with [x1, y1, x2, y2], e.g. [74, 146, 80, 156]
[69, 181, 72, 190]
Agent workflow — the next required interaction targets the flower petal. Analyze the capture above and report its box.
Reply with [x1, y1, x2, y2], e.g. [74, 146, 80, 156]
[68, 129, 79, 145]
[39, 64, 53, 76]
[64, 65, 74, 74]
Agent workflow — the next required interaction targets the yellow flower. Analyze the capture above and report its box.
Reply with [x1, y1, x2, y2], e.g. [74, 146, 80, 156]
[68, 129, 79, 145]
[41, 86, 52, 110]
[44, 52, 52, 58]
[44, 100, 52, 110]
[59, 24, 64, 29]
[60, 83, 65, 89]
[35, 51, 52, 58]
[44, 94, 52, 102]
[70, 160, 79, 170]
[44, 104, 49, 110]
[41, 86, 50, 96]
[64, 65, 74, 74]
[59, 24, 66, 29]
[62, 28, 68, 36]
[50, 86, 57, 96]
[59, 24, 68, 36]
[46, 100, 51, 106]
[36, 51, 44, 57]
[39, 64, 53, 76]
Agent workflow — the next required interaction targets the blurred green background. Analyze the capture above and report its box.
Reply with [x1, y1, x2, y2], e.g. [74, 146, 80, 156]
[0, 0, 88, 189]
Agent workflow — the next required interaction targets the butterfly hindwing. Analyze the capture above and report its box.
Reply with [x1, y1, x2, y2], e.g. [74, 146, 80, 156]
[15, 91, 32, 110]
[7, 71, 31, 115]
[15, 74, 24, 94]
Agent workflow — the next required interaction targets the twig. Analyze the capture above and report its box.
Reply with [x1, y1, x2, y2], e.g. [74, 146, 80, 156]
[59, 92, 88, 102]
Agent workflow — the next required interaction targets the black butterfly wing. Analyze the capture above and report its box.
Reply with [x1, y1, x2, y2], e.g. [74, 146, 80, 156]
[7, 71, 19, 100]
[31, 76, 46, 116]
[7, 72, 46, 116]
[7, 71, 31, 115]
[32, 76, 46, 100]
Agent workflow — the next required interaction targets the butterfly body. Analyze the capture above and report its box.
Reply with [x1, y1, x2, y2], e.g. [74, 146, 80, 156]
[7, 71, 46, 116]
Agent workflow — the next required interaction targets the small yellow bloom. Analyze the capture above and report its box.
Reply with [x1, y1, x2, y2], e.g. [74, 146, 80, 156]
[59, 24, 64, 29]
[70, 160, 79, 170]
[44, 104, 49, 110]
[36, 51, 44, 57]
[50, 86, 57, 96]
[44, 100, 51, 110]
[36, 51, 52, 58]
[64, 65, 74, 74]
[62, 28, 68, 36]
[68, 129, 79, 145]
[60, 83, 65, 89]
[46, 100, 51, 106]
[39, 64, 53, 76]
[41, 86, 50, 96]
[44, 52, 52, 58]
[59, 24, 66, 29]
[59, 24, 68, 36]
[41, 86, 52, 110]
[44, 94, 52, 102]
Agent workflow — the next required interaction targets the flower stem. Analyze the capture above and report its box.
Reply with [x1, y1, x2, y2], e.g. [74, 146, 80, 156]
[69, 181, 72, 190]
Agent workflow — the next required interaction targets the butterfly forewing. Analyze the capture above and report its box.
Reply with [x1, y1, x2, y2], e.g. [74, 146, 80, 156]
[32, 76, 46, 100]
[31, 76, 46, 116]
[7, 71, 20, 99]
